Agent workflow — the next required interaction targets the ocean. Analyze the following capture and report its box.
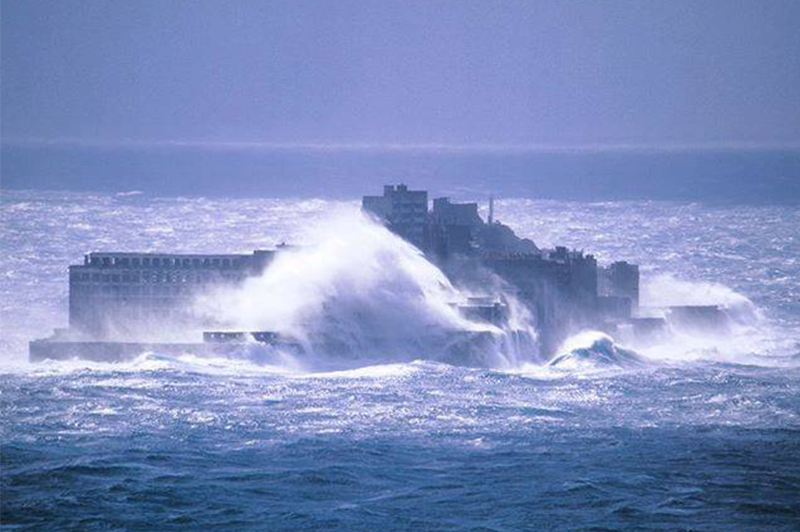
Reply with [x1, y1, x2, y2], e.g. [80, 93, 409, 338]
[2, 190, 799, 531]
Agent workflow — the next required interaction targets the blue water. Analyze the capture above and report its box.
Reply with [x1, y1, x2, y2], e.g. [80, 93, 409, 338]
[2, 191, 800, 531]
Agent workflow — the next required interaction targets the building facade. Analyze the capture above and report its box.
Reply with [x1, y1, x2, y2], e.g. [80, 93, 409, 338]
[362, 184, 429, 249]
[68, 250, 273, 337]
[361, 184, 643, 355]
[598, 261, 640, 311]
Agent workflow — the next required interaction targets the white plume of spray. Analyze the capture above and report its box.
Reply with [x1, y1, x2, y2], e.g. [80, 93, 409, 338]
[523, 273, 777, 374]
[641, 273, 760, 321]
[632, 273, 773, 363]
[194, 208, 533, 368]
[462, 272, 541, 366]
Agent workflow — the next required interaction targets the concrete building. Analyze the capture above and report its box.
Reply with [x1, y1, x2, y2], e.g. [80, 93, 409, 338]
[68, 250, 273, 337]
[597, 295, 633, 320]
[428, 197, 482, 256]
[483, 248, 599, 353]
[361, 184, 630, 355]
[362, 184, 429, 249]
[431, 197, 481, 226]
[598, 261, 640, 312]
[30, 184, 654, 362]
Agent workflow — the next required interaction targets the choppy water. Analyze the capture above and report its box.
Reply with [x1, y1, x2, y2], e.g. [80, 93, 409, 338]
[2, 190, 800, 531]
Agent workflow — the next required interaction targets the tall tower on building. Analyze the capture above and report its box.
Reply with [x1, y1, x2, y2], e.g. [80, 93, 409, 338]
[488, 195, 495, 225]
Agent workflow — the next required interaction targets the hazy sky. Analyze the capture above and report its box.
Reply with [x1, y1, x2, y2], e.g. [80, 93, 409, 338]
[3, 0, 799, 149]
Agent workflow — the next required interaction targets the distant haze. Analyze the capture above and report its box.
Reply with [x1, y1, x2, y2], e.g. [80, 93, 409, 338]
[3, 143, 799, 203]
[2, 1, 799, 200]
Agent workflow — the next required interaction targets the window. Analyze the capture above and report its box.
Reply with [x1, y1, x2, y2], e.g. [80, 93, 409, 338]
[143, 258, 151, 267]
[153, 258, 161, 267]
[132, 258, 140, 267]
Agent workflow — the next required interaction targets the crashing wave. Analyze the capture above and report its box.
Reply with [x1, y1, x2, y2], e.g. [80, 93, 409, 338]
[194, 210, 539, 369]
[548, 331, 646, 370]
[641, 273, 762, 330]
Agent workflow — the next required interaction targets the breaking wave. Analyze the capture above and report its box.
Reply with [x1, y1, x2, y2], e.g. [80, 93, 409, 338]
[641, 273, 762, 327]
[548, 331, 647, 370]
[195, 209, 538, 370]
[187, 213, 781, 373]
[632, 274, 787, 365]
[3, 192, 795, 375]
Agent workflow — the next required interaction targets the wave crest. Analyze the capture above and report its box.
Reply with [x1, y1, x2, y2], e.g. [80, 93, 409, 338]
[548, 331, 646, 370]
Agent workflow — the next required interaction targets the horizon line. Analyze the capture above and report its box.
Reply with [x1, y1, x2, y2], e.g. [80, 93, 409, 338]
[4, 137, 800, 154]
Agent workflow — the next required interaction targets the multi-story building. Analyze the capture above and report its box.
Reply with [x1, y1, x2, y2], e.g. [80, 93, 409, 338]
[68, 250, 274, 338]
[362, 184, 429, 249]
[430, 197, 481, 226]
[598, 261, 640, 312]
[361, 185, 632, 355]
[31, 185, 650, 362]
[428, 197, 482, 256]
[482, 247, 599, 353]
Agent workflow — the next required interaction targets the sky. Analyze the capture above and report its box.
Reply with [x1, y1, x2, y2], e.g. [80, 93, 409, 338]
[3, 0, 800, 150]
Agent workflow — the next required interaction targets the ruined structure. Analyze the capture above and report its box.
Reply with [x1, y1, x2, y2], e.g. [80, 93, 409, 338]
[362, 185, 429, 249]
[32, 183, 727, 364]
[67, 251, 273, 337]
[361, 184, 628, 353]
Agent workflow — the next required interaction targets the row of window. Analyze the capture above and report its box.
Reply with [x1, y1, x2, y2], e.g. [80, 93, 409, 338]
[72, 307, 194, 325]
[72, 284, 197, 296]
[391, 203, 427, 211]
[88, 256, 246, 269]
[72, 271, 245, 284]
